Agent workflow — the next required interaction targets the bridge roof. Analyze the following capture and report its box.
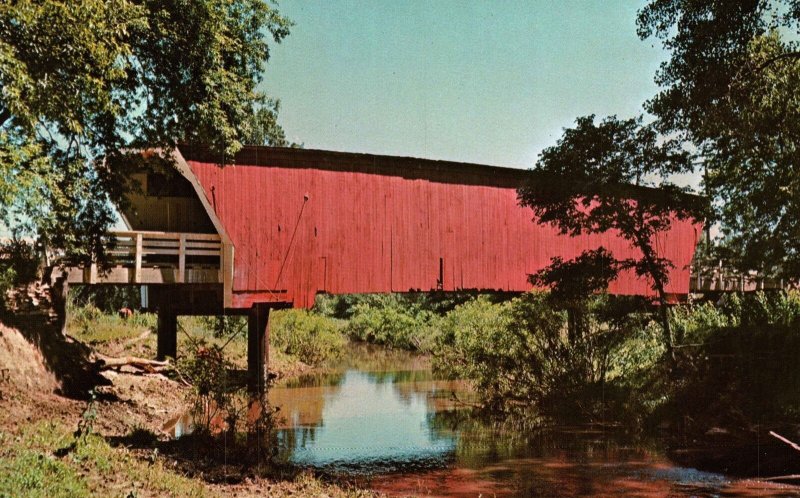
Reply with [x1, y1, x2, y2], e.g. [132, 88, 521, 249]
[178, 145, 701, 202]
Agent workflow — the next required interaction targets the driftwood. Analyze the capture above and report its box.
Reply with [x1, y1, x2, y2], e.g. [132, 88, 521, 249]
[769, 431, 800, 453]
[96, 354, 172, 373]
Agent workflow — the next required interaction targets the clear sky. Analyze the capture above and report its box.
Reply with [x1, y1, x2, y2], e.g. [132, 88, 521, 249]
[260, 0, 666, 169]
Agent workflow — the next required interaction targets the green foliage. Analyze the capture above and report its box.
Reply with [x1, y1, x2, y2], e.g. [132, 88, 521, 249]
[198, 315, 247, 340]
[67, 303, 156, 345]
[0, 0, 292, 259]
[638, 1, 800, 278]
[315, 292, 492, 320]
[0, 447, 89, 498]
[433, 293, 631, 421]
[0, 239, 40, 299]
[241, 99, 301, 147]
[739, 290, 800, 328]
[518, 115, 705, 356]
[433, 296, 514, 387]
[176, 343, 281, 465]
[530, 248, 621, 304]
[69, 285, 142, 313]
[271, 309, 347, 366]
[665, 321, 800, 428]
[675, 291, 800, 335]
[670, 301, 733, 345]
[344, 295, 442, 352]
[177, 344, 236, 430]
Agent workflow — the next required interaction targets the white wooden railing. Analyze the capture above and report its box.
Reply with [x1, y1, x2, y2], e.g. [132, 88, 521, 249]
[109, 231, 222, 283]
[67, 230, 224, 285]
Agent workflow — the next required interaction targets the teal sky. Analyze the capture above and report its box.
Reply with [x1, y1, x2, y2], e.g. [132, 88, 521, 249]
[261, 0, 666, 168]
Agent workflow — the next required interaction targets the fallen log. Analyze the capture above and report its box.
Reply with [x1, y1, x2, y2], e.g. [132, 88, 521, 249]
[96, 354, 172, 373]
[769, 431, 800, 453]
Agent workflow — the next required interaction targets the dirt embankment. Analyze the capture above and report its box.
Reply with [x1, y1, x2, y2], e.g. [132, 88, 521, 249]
[0, 281, 187, 438]
[0, 282, 380, 497]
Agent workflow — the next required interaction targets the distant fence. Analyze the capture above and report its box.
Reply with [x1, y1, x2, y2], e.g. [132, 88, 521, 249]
[689, 264, 792, 293]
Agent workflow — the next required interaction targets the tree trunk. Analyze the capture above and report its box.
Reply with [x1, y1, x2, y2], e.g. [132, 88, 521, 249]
[656, 284, 675, 364]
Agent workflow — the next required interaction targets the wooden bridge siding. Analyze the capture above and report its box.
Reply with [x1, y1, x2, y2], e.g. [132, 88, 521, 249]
[187, 159, 701, 309]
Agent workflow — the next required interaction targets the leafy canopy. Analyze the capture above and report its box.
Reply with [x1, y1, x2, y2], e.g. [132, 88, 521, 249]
[638, 0, 800, 277]
[0, 0, 291, 260]
[519, 115, 704, 354]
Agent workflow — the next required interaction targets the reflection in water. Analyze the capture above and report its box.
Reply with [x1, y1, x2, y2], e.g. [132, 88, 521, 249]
[263, 345, 800, 497]
[271, 369, 460, 473]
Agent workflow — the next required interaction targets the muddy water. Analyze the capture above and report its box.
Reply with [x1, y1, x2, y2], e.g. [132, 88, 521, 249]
[268, 345, 800, 497]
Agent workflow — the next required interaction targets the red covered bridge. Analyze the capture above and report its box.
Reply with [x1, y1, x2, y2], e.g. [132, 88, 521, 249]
[66, 145, 702, 391]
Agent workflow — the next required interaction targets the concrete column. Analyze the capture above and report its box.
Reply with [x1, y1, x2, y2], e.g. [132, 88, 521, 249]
[247, 304, 271, 394]
[157, 309, 177, 360]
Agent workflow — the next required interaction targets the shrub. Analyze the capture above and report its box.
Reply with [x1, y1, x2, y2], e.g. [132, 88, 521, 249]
[434, 293, 666, 423]
[270, 309, 346, 366]
[433, 296, 513, 384]
[345, 296, 442, 351]
[670, 301, 732, 345]
[0, 240, 40, 303]
[434, 293, 606, 418]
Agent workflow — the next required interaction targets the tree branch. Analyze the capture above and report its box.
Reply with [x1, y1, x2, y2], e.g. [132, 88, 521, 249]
[752, 51, 800, 73]
[0, 107, 11, 128]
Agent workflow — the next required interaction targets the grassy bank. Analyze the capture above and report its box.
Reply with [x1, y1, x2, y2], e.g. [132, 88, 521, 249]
[0, 420, 377, 498]
[0, 421, 208, 498]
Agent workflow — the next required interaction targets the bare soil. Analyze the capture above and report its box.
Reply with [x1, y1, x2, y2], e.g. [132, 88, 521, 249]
[0, 282, 383, 497]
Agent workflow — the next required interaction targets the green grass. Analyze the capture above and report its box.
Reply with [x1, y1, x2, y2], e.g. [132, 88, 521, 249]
[0, 422, 210, 498]
[68, 305, 156, 345]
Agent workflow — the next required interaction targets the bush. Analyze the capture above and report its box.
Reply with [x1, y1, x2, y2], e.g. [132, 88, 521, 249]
[345, 295, 442, 352]
[670, 301, 732, 345]
[433, 296, 512, 384]
[270, 309, 346, 366]
[0, 240, 40, 301]
[433, 293, 671, 423]
[433, 293, 608, 418]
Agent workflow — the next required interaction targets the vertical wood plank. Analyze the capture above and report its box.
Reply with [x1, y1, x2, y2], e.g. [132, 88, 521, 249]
[222, 243, 233, 308]
[178, 234, 186, 283]
[134, 233, 143, 283]
[157, 308, 177, 361]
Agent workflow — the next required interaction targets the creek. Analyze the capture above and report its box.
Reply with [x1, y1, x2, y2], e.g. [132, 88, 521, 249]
[266, 344, 800, 497]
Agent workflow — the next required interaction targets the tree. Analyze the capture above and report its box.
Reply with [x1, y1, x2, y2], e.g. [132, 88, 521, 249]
[529, 248, 620, 343]
[518, 115, 704, 359]
[240, 98, 301, 147]
[0, 1, 292, 262]
[638, 0, 800, 278]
